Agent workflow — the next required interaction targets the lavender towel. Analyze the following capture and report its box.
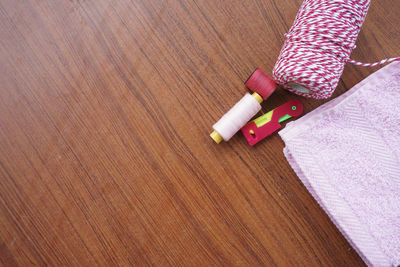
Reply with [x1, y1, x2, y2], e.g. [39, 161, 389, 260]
[279, 62, 400, 266]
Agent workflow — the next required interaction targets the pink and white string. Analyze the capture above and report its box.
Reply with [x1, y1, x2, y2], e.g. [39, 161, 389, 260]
[273, 0, 400, 99]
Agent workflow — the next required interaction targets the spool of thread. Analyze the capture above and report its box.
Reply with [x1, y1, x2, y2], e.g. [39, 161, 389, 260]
[211, 92, 262, 143]
[273, 0, 400, 99]
[245, 68, 277, 100]
[210, 69, 276, 144]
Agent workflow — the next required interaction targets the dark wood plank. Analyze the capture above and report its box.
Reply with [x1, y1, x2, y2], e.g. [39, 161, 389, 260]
[0, 0, 398, 265]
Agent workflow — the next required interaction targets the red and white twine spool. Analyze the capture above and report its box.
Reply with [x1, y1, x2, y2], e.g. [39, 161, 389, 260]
[273, 0, 400, 99]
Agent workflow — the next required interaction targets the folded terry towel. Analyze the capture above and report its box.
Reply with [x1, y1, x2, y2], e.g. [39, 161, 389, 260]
[279, 62, 400, 266]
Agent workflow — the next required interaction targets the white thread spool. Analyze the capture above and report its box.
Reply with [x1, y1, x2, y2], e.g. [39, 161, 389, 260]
[211, 93, 262, 143]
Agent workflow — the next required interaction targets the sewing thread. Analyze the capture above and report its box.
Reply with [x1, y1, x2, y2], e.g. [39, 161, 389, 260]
[212, 93, 261, 142]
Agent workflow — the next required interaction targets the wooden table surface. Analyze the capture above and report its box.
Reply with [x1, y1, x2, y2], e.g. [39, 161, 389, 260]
[1, 0, 399, 266]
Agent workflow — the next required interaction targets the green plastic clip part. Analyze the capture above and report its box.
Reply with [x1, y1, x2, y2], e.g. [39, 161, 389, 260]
[252, 107, 295, 127]
[278, 114, 292, 123]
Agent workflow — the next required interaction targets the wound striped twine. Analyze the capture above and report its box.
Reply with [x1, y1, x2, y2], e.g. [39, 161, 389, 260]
[273, 0, 400, 99]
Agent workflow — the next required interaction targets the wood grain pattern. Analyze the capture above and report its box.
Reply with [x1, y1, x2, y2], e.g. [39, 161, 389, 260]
[0, 0, 399, 265]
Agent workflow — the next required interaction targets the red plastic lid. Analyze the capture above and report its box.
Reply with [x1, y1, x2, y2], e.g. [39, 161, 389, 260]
[245, 68, 277, 100]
